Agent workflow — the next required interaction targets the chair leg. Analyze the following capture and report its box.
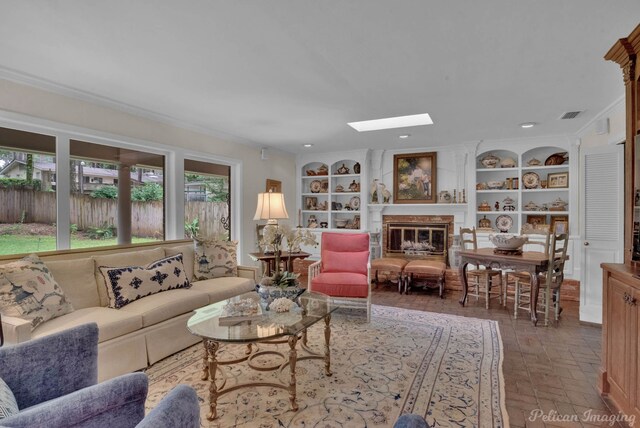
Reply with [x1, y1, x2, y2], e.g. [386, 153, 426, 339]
[485, 275, 490, 309]
[513, 278, 519, 319]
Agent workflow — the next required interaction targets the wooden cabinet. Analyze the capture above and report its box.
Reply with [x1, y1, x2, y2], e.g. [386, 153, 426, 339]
[601, 265, 640, 419]
[600, 22, 640, 421]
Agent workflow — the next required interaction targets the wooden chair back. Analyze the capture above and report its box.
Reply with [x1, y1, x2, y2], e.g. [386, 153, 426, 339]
[460, 227, 478, 251]
[521, 226, 550, 253]
[545, 233, 569, 289]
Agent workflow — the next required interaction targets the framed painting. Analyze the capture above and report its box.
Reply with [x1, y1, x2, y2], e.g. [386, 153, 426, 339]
[526, 215, 547, 227]
[547, 172, 568, 189]
[550, 215, 569, 234]
[393, 152, 437, 204]
[266, 179, 282, 193]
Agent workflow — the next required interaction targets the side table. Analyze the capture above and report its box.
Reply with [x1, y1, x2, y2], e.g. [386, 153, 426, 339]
[248, 251, 311, 277]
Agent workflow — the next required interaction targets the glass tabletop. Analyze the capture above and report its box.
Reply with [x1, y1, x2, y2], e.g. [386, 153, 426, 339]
[187, 291, 338, 343]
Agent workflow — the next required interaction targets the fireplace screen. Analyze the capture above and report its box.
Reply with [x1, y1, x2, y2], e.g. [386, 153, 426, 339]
[387, 224, 447, 256]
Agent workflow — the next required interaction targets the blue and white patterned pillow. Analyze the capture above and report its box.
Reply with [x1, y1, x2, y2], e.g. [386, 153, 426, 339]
[99, 253, 191, 309]
[0, 377, 18, 419]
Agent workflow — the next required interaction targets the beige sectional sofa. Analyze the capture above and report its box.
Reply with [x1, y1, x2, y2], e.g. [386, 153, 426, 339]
[0, 240, 257, 381]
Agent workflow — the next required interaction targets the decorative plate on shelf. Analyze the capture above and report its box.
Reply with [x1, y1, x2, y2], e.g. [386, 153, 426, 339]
[495, 214, 513, 232]
[310, 180, 322, 193]
[349, 196, 361, 210]
[522, 172, 540, 189]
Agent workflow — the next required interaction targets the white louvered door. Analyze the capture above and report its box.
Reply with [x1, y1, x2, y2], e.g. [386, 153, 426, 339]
[580, 143, 624, 324]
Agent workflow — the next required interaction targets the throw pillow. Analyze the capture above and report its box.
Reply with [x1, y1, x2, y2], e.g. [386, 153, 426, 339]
[0, 377, 18, 419]
[0, 254, 74, 331]
[193, 239, 238, 280]
[99, 253, 191, 309]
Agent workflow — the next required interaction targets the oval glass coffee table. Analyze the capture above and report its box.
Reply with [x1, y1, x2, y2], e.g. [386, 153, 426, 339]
[187, 290, 338, 420]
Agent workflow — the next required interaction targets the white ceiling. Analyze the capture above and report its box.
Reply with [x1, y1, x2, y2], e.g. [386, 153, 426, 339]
[0, 1, 638, 154]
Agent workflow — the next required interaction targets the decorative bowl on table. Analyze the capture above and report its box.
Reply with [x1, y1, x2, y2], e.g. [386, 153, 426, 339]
[488, 233, 528, 254]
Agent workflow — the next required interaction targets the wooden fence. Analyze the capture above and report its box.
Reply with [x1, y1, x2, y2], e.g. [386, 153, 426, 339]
[0, 189, 228, 238]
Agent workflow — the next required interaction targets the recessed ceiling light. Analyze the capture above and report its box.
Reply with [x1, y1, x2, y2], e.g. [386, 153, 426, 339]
[348, 113, 433, 132]
[303, 144, 313, 148]
[520, 122, 537, 129]
[399, 134, 411, 139]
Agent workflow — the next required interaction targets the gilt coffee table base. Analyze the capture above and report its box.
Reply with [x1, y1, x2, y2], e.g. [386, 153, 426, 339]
[201, 314, 333, 420]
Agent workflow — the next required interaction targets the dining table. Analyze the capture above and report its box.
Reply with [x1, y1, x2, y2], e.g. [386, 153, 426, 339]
[458, 248, 566, 326]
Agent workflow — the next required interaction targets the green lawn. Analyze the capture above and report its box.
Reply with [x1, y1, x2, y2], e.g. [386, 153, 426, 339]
[0, 235, 160, 255]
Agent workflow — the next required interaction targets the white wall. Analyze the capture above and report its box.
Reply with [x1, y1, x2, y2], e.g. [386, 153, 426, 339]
[0, 78, 297, 265]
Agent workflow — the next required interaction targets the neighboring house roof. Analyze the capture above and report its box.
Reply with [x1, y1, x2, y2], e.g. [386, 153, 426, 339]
[0, 160, 163, 183]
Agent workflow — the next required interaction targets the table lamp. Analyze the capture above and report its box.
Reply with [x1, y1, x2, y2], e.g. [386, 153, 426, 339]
[253, 190, 289, 225]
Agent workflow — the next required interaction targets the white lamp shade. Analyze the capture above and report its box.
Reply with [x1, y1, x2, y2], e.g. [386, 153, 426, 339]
[253, 192, 289, 221]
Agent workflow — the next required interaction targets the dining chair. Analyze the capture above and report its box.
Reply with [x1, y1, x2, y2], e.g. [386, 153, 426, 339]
[505, 227, 550, 312]
[460, 227, 503, 309]
[513, 233, 569, 324]
[308, 232, 371, 321]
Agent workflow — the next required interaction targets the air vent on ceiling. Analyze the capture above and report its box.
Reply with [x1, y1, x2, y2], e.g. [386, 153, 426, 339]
[559, 111, 583, 120]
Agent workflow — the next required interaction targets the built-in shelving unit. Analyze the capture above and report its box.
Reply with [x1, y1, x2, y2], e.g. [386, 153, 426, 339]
[475, 146, 570, 234]
[299, 158, 365, 231]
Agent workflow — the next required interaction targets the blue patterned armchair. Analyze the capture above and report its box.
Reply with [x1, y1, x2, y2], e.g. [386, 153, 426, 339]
[0, 323, 199, 428]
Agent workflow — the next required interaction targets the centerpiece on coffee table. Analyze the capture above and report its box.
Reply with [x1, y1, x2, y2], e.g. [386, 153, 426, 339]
[257, 224, 317, 307]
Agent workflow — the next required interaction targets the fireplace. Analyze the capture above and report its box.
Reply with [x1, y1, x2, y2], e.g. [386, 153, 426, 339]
[382, 215, 454, 263]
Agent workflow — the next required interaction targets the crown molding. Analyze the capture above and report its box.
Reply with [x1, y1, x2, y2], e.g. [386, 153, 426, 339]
[0, 66, 270, 151]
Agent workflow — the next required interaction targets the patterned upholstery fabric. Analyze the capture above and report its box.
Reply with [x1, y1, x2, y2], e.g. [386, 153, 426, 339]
[0, 377, 18, 419]
[99, 254, 191, 309]
[0, 254, 74, 331]
[193, 239, 238, 280]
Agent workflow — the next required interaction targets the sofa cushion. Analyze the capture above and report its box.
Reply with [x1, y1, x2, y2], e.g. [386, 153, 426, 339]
[46, 258, 100, 309]
[164, 244, 195, 282]
[31, 307, 142, 343]
[98, 254, 191, 309]
[193, 239, 238, 280]
[118, 288, 209, 327]
[311, 272, 369, 298]
[93, 247, 166, 306]
[191, 277, 256, 303]
[0, 377, 18, 418]
[0, 254, 74, 331]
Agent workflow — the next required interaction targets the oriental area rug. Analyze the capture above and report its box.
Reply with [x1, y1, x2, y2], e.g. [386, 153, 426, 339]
[145, 305, 508, 428]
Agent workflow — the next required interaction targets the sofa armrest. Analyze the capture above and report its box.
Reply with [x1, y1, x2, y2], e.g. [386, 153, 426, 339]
[136, 384, 200, 428]
[1, 315, 31, 344]
[0, 323, 98, 409]
[0, 373, 147, 428]
[307, 260, 322, 292]
[237, 265, 258, 282]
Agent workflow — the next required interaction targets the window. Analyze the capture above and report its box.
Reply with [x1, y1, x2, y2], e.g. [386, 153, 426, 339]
[70, 139, 165, 248]
[184, 159, 230, 240]
[0, 126, 57, 255]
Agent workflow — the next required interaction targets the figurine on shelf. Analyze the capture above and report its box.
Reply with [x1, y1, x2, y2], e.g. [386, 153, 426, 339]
[316, 164, 328, 175]
[370, 179, 391, 203]
[353, 162, 361, 174]
[478, 215, 492, 230]
[307, 215, 318, 228]
[349, 180, 359, 192]
[494, 201, 500, 211]
[336, 164, 350, 174]
[478, 200, 492, 211]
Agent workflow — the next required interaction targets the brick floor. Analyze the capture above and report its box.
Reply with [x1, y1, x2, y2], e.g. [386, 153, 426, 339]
[369, 285, 621, 428]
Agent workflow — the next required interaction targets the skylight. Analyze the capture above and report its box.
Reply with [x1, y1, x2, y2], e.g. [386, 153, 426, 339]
[348, 113, 433, 132]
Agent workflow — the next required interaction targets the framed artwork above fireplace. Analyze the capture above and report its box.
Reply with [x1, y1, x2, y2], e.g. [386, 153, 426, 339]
[393, 152, 437, 204]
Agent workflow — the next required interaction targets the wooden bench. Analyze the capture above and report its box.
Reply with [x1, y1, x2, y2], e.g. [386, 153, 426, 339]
[403, 260, 447, 298]
[371, 257, 408, 293]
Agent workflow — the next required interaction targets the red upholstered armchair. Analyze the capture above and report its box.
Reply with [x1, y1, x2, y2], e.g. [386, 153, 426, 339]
[308, 232, 371, 320]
